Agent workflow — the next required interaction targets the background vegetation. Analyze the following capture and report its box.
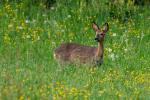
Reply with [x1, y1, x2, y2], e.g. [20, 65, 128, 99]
[0, 0, 150, 99]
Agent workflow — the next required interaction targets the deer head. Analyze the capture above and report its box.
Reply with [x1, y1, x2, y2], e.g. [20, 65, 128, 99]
[92, 22, 109, 42]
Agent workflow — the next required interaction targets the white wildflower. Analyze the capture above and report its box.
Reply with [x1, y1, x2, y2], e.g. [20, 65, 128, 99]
[26, 35, 30, 38]
[43, 14, 46, 17]
[8, 24, 13, 28]
[137, 35, 140, 38]
[112, 33, 117, 37]
[108, 48, 112, 53]
[61, 29, 65, 32]
[124, 30, 128, 33]
[124, 48, 128, 52]
[141, 31, 144, 39]
[37, 36, 40, 40]
[25, 20, 29, 24]
[18, 26, 23, 30]
[44, 20, 46, 23]
[68, 15, 71, 18]
[109, 53, 115, 61]
[51, 7, 55, 10]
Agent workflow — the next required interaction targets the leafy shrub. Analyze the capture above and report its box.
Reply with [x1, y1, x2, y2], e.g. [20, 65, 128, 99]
[107, 0, 133, 22]
[133, 0, 150, 6]
[0, 0, 56, 8]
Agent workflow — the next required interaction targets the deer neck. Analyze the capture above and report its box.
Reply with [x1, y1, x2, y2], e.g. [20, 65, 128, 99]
[96, 42, 103, 57]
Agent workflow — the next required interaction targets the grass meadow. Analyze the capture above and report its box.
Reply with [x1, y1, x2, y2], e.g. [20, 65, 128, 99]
[0, 0, 150, 100]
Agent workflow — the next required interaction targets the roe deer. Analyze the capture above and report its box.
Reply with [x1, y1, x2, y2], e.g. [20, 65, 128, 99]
[54, 22, 109, 65]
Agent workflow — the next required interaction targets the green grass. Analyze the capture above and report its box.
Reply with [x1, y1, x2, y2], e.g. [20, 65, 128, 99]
[0, 0, 150, 100]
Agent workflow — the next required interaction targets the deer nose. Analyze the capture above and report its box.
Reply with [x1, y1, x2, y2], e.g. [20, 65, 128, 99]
[95, 37, 98, 40]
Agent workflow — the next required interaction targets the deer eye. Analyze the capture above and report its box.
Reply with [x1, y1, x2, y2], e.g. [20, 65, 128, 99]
[100, 34, 105, 36]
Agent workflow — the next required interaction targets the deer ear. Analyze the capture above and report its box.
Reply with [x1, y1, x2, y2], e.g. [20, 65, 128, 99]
[92, 22, 99, 31]
[102, 23, 109, 33]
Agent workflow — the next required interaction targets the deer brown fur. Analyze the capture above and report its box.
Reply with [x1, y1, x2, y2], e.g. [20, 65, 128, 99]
[54, 22, 109, 65]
